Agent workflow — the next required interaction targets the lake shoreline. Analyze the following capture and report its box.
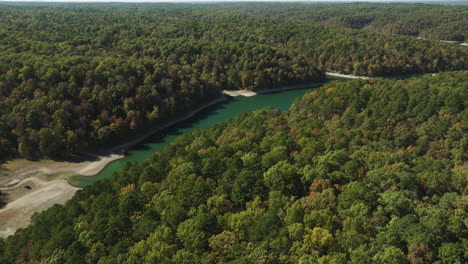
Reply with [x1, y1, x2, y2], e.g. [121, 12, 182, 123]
[1, 95, 230, 187]
[222, 82, 327, 97]
[1, 69, 430, 189]
[0, 73, 377, 238]
[0, 95, 229, 238]
[325, 72, 372, 79]
[222, 72, 374, 97]
[2, 79, 336, 187]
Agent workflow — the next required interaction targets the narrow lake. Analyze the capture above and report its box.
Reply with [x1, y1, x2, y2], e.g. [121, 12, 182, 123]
[69, 77, 348, 187]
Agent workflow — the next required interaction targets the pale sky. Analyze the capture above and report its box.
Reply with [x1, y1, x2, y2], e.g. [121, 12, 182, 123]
[0, 0, 465, 4]
[0, 0, 462, 2]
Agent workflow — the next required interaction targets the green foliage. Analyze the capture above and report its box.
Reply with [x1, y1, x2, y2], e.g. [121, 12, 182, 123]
[0, 6, 466, 261]
[234, 2, 468, 42]
[0, 3, 466, 160]
[373, 246, 408, 264]
[438, 243, 466, 264]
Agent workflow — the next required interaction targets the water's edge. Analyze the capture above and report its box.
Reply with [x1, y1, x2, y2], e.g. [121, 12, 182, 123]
[68, 81, 334, 187]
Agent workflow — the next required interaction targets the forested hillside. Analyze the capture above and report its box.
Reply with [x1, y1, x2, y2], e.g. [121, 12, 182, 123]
[229, 3, 468, 42]
[1, 71, 466, 264]
[0, 4, 466, 160]
[0, 7, 324, 160]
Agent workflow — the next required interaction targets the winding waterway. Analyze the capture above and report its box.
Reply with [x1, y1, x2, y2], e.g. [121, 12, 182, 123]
[69, 77, 348, 187]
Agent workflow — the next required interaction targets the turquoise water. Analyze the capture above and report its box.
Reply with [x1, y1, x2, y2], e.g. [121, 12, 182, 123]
[69, 78, 347, 187]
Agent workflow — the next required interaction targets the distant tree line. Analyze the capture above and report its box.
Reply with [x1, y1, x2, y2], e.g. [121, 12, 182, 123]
[227, 2, 468, 42]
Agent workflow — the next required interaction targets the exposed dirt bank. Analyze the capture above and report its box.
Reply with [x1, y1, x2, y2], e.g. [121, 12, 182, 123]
[0, 177, 79, 238]
[0, 95, 228, 238]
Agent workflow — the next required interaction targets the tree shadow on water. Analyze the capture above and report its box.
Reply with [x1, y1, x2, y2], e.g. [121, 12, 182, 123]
[129, 100, 231, 152]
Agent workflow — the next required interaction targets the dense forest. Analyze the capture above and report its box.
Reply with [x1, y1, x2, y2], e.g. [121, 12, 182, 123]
[0, 4, 466, 160]
[228, 3, 468, 42]
[1, 71, 466, 263]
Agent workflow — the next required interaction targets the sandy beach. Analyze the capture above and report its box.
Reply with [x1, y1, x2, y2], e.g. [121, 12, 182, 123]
[325, 72, 372, 79]
[221, 74, 372, 98]
[0, 95, 228, 238]
[222, 81, 328, 97]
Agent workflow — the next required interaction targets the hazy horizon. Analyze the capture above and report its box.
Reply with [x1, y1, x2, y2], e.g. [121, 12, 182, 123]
[0, 0, 467, 3]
